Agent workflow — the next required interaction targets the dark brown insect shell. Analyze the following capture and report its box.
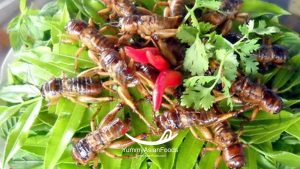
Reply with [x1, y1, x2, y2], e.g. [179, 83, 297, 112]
[222, 143, 245, 169]
[65, 20, 89, 37]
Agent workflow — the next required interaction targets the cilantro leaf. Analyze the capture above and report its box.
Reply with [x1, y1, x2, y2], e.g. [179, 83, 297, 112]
[176, 24, 198, 45]
[239, 20, 255, 36]
[221, 77, 233, 109]
[184, 76, 216, 87]
[183, 0, 221, 24]
[216, 49, 238, 81]
[195, 0, 221, 10]
[236, 38, 260, 56]
[198, 22, 214, 35]
[253, 20, 280, 35]
[182, 48, 239, 110]
[181, 86, 214, 110]
[187, 7, 200, 28]
[241, 56, 259, 75]
[181, 88, 200, 108]
[231, 21, 261, 75]
[183, 37, 210, 75]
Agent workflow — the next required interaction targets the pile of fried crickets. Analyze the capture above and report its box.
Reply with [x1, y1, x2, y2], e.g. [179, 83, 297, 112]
[40, 0, 287, 168]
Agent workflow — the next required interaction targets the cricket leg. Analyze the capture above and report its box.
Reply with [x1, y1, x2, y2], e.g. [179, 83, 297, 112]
[92, 158, 99, 169]
[65, 96, 89, 108]
[117, 85, 158, 133]
[190, 127, 216, 145]
[250, 107, 260, 121]
[77, 96, 118, 104]
[98, 103, 124, 128]
[98, 7, 111, 17]
[109, 133, 148, 149]
[102, 80, 118, 94]
[75, 45, 86, 71]
[91, 107, 102, 131]
[157, 39, 177, 65]
[201, 147, 219, 156]
[214, 156, 223, 169]
[102, 149, 138, 159]
[137, 7, 154, 15]
[221, 20, 232, 35]
[215, 105, 256, 124]
[77, 68, 111, 78]
[153, 29, 178, 39]
[153, 1, 169, 12]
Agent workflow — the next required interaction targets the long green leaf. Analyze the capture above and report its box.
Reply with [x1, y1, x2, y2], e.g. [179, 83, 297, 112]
[57, 163, 90, 169]
[252, 145, 300, 168]
[244, 148, 257, 169]
[122, 156, 147, 169]
[22, 135, 48, 157]
[175, 131, 204, 169]
[242, 0, 290, 17]
[0, 105, 22, 127]
[52, 43, 95, 69]
[99, 149, 123, 169]
[0, 85, 40, 103]
[81, 0, 105, 24]
[198, 144, 220, 169]
[267, 151, 300, 167]
[141, 130, 188, 169]
[8, 149, 43, 169]
[286, 123, 300, 141]
[44, 98, 86, 169]
[240, 111, 300, 144]
[2, 97, 42, 168]
[9, 61, 54, 86]
[0, 117, 18, 138]
[0, 98, 44, 127]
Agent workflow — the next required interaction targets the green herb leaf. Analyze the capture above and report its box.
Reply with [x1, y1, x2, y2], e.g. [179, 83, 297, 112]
[241, 111, 300, 144]
[279, 32, 300, 56]
[2, 98, 42, 168]
[286, 123, 300, 141]
[141, 130, 188, 169]
[8, 149, 43, 169]
[242, 0, 290, 17]
[22, 135, 48, 157]
[252, 145, 300, 168]
[195, 0, 221, 10]
[244, 148, 258, 169]
[181, 86, 215, 110]
[99, 149, 123, 169]
[215, 49, 238, 81]
[0, 85, 40, 103]
[198, 144, 220, 169]
[81, 0, 106, 24]
[175, 131, 204, 169]
[0, 105, 22, 127]
[240, 56, 259, 75]
[184, 37, 210, 75]
[44, 98, 86, 169]
[176, 24, 198, 45]
[253, 20, 280, 35]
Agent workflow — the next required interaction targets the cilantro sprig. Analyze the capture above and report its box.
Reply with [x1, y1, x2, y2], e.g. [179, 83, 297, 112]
[178, 5, 281, 110]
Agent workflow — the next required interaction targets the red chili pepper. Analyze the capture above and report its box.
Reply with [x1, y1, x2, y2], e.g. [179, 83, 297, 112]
[141, 47, 160, 55]
[124, 46, 170, 71]
[153, 70, 183, 111]
[146, 51, 170, 71]
[124, 46, 148, 64]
